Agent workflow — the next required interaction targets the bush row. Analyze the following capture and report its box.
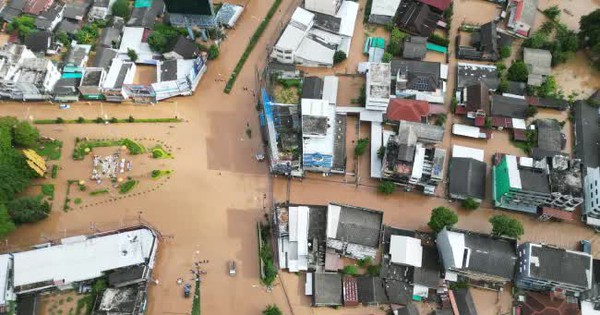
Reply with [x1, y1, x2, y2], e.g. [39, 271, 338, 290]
[34, 117, 182, 124]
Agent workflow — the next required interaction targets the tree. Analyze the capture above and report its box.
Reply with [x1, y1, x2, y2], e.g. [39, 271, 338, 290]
[0, 117, 34, 204]
[366, 265, 380, 277]
[6, 16, 35, 39]
[357, 257, 372, 268]
[382, 52, 393, 63]
[8, 196, 50, 224]
[435, 113, 447, 126]
[489, 214, 524, 239]
[333, 51, 347, 64]
[537, 76, 557, 97]
[500, 46, 511, 59]
[461, 197, 480, 210]
[543, 5, 561, 20]
[497, 78, 509, 94]
[147, 24, 181, 53]
[387, 27, 408, 56]
[0, 205, 15, 239]
[263, 305, 283, 315]
[378, 181, 395, 195]
[13, 121, 39, 147]
[127, 49, 138, 62]
[56, 31, 71, 47]
[75, 24, 99, 45]
[526, 105, 538, 117]
[507, 61, 529, 82]
[111, 0, 130, 18]
[539, 21, 554, 35]
[377, 146, 385, 159]
[580, 9, 600, 70]
[428, 207, 458, 233]
[207, 44, 219, 60]
[147, 32, 168, 52]
[342, 265, 358, 275]
[354, 138, 369, 156]
[523, 32, 549, 49]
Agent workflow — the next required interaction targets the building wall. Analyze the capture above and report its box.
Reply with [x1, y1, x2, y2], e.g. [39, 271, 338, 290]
[585, 167, 600, 217]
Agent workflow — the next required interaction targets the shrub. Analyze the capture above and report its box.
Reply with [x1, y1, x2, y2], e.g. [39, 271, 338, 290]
[56, 117, 65, 123]
[500, 46, 511, 59]
[89, 189, 109, 196]
[427, 206, 458, 233]
[41, 184, 55, 198]
[354, 138, 369, 156]
[111, 0, 130, 18]
[543, 5, 561, 20]
[378, 181, 395, 195]
[95, 117, 104, 123]
[489, 214, 524, 239]
[333, 51, 347, 64]
[382, 52, 393, 62]
[263, 304, 283, 315]
[428, 33, 449, 47]
[119, 180, 138, 194]
[77, 117, 85, 123]
[461, 197, 480, 210]
[507, 61, 529, 82]
[128, 115, 135, 122]
[207, 44, 219, 60]
[526, 105, 538, 117]
[74, 198, 82, 205]
[357, 257, 372, 268]
[435, 113, 447, 126]
[127, 49, 138, 62]
[342, 265, 358, 275]
[8, 196, 51, 224]
[110, 117, 118, 123]
[51, 165, 59, 178]
[377, 146, 385, 159]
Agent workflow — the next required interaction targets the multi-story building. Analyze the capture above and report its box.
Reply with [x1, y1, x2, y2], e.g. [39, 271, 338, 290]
[365, 62, 391, 111]
[492, 154, 583, 215]
[515, 242, 592, 295]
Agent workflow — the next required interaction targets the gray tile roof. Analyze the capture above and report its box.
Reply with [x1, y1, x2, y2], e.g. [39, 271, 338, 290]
[25, 31, 52, 52]
[412, 245, 442, 288]
[398, 120, 445, 143]
[160, 59, 178, 81]
[57, 19, 81, 35]
[391, 59, 441, 92]
[457, 63, 500, 90]
[528, 243, 592, 289]
[533, 119, 562, 159]
[331, 203, 383, 248]
[449, 157, 486, 201]
[127, 6, 157, 28]
[357, 276, 388, 304]
[574, 100, 600, 169]
[313, 272, 342, 306]
[490, 94, 527, 118]
[166, 36, 198, 59]
[302, 77, 323, 99]
[402, 38, 427, 60]
[93, 47, 118, 69]
[384, 279, 412, 305]
[453, 289, 478, 315]
[462, 232, 517, 280]
[63, 2, 89, 20]
[519, 168, 550, 193]
[99, 27, 121, 48]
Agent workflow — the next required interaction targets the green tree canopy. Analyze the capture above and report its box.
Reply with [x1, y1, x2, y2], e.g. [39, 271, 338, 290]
[354, 138, 369, 156]
[542, 5, 561, 20]
[507, 61, 529, 82]
[378, 181, 395, 195]
[147, 24, 183, 53]
[111, 0, 131, 18]
[7, 16, 35, 38]
[489, 214, 524, 239]
[342, 265, 358, 275]
[0, 117, 34, 204]
[13, 121, 39, 147]
[333, 51, 347, 64]
[127, 49, 138, 62]
[8, 196, 51, 224]
[263, 305, 283, 315]
[207, 44, 219, 60]
[428, 207, 458, 233]
[0, 205, 15, 239]
[580, 9, 600, 68]
[461, 197, 480, 210]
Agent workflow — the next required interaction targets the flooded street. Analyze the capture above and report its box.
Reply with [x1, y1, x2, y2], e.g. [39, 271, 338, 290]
[0, 0, 598, 314]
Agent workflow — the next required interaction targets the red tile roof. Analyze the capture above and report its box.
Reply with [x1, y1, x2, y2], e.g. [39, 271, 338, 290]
[513, 129, 527, 141]
[386, 98, 430, 122]
[23, 0, 54, 15]
[455, 106, 468, 115]
[343, 277, 359, 306]
[474, 116, 485, 127]
[419, 0, 452, 11]
[521, 292, 580, 315]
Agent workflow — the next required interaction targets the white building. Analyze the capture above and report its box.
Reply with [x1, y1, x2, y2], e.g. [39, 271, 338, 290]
[584, 167, 600, 226]
[368, 0, 401, 25]
[152, 56, 207, 101]
[271, 8, 315, 64]
[304, 0, 342, 16]
[89, 0, 116, 21]
[365, 62, 391, 111]
[389, 235, 423, 267]
[302, 98, 336, 173]
[119, 27, 161, 65]
[278, 206, 309, 272]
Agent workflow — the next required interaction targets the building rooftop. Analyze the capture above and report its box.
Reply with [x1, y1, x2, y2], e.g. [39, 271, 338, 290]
[519, 167, 551, 193]
[127, 6, 156, 28]
[367, 62, 391, 99]
[63, 2, 89, 20]
[23, 0, 54, 15]
[313, 272, 342, 306]
[524, 48, 552, 76]
[533, 119, 562, 159]
[491, 94, 528, 119]
[386, 98, 430, 122]
[403, 36, 428, 60]
[452, 289, 478, 315]
[398, 120, 445, 143]
[574, 100, 600, 169]
[99, 27, 121, 48]
[395, 0, 440, 37]
[390, 235, 423, 267]
[96, 284, 145, 314]
[449, 157, 486, 201]
[165, 36, 198, 59]
[521, 292, 580, 315]
[548, 156, 583, 199]
[370, 0, 402, 17]
[34, 2, 63, 30]
[93, 48, 118, 69]
[302, 76, 323, 99]
[391, 59, 441, 92]
[526, 243, 592, 289]
[464, 81, 490, 113]
[24, 31, 52, 53]
[385, 279, 413, 305]
[312, 11, 341, 34]
[357, 276, 388, 304]
[81, 68, 104, 86]
[413, 245, 442, 288]
[326, 203, 383, 248]
[12, 228, 157, 291]
[457, 62, 499, 89]
[420, 0, 452, 10]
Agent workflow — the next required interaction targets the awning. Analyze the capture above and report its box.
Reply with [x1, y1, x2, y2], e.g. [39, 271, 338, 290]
[539, 207, 575, 221]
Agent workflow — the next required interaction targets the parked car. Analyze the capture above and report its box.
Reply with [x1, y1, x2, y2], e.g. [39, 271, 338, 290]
[229, 260, 236, 276]
[581, 240, 592, 254]
[59, 103, 70, 109]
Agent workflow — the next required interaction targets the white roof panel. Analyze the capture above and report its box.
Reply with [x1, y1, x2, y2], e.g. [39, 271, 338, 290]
[452, 145, 485, 162]
[322, 76, 338, 105]
[305, 273, 313, 295]
[336, 1, 359, 38]
[411, 145, 426, 180]
[512, 118, 526, 130]
[301, 98, 328, 116]
[13, 229, 156, 288]
[297, 206, 309, 256]
[389, 235, 423, 267]
[326, 204, 341, 238]
[289, 206, 299, 242]
[118, 27, 144, 54]
[291, 7, 314, 28]
[303, 102, 336, 156]
[370, 0, 401, 17]
[0, 255, 10, 305]
[296, 37, 335, 65]
[506, 155, 522, 189]
[371, 122, 383, 178]
[440, 64, 449, 80]
[276, 24, 306, 51]
[452, 124, 483, 139]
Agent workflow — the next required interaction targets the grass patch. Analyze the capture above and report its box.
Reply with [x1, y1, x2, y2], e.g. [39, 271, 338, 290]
[73, 138, 145, 160]
[119, 180, 138, 194]
[151, 145, 173, 159]
[34, 118, 182, 124]
[191, 278, 201, 315]
[89, 189, 109, 196]
[36, 139, 63, 160]
[63, 180, 77, 212]
[511, 140, 531, 154]
[224, 0, 282, 93]
[41, 184, 55, 199]
[151, 169, 172, 179]
[75, 294, 93, 315]
[74, 198, 82, 205]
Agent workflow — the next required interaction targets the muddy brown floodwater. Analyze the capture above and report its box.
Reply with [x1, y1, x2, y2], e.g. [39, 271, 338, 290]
[0, 0, 599, 314]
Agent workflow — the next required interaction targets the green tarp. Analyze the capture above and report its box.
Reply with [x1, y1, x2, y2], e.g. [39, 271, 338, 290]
[426, 43, 448, 53]
[134, 0, 152, 8]
[61, 72, 82, 79]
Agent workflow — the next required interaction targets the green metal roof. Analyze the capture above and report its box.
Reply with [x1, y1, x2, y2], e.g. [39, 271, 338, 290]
[61, 72, 82, 79]
[493, 157, 511, 202]
[370, 37, 385, 49]
[426, 43, 447, 53]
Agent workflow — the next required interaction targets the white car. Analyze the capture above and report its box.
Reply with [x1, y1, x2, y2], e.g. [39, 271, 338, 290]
[229, 261, 236, 276]
[59, 104, 70, 109]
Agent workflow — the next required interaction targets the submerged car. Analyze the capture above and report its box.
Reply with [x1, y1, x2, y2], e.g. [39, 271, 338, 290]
[229, 260, 236, 276]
